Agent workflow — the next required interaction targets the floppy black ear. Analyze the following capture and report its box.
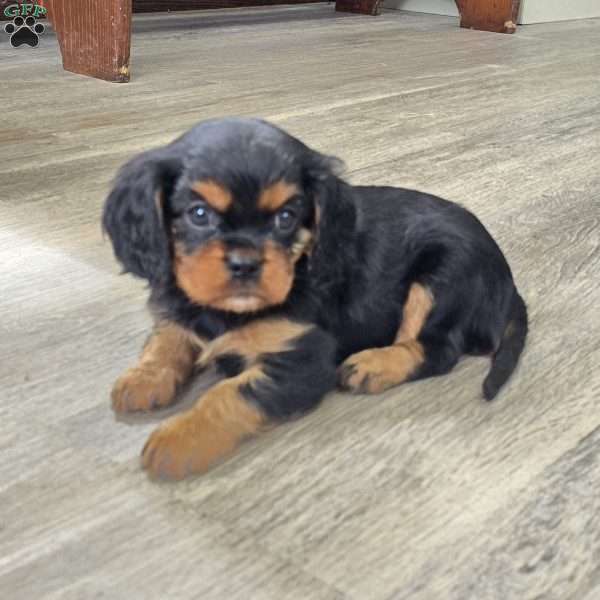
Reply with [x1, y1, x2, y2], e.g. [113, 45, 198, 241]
[303, 149, 357, 289]
[102, 146, 182, 286]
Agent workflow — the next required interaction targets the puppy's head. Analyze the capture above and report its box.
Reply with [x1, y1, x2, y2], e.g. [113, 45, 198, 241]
[103, 118, 343, 313]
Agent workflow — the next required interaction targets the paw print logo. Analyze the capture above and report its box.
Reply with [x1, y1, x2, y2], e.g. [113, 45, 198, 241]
[4, 15, 45, 48]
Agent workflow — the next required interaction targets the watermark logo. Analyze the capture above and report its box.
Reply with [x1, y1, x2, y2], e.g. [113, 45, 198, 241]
[3, 3, 46, 48]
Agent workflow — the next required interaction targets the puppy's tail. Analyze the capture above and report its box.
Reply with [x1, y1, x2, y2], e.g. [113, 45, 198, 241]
[483, 291, 528, 401]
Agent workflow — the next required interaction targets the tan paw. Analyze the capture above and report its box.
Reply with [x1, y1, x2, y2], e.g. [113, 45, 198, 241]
[338, 349, 395, 394]
[141, 410, 237, 480]
[111, 366, 178, 413]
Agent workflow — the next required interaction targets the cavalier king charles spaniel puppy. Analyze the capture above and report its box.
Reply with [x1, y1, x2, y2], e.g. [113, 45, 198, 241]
[103, 118, 527, 480]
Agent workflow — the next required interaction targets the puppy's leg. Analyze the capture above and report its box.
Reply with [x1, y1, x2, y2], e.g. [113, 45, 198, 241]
[339, 283, 460, 394]
[141, 319, 337, 480]
[112, 322, 203, 413]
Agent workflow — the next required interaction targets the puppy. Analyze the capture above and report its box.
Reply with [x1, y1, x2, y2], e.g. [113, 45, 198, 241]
[103, 117, 528, 480]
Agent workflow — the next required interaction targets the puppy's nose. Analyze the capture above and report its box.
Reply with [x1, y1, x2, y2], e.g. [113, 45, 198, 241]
[227, 252, 261, 279]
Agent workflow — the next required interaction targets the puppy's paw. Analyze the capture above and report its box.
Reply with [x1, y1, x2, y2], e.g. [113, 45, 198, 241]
[338, 349, 394, 394]
[141, 410, 236, 480]
[111, 366, 178, 413]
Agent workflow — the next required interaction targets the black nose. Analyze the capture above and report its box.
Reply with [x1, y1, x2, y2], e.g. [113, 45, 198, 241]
[227, 252, 261, 279]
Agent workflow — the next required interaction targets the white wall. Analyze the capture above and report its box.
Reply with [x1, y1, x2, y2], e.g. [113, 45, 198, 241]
[520, 0, 600, 23]
[383, 0, 458, 17]
[383, 0, 600, 24]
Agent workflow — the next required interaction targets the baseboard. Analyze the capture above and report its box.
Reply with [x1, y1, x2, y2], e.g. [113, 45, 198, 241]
[383, 0, 600, 23]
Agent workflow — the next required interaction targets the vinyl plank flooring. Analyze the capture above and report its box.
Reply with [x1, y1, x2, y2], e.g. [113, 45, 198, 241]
[1, 5, 599, 599]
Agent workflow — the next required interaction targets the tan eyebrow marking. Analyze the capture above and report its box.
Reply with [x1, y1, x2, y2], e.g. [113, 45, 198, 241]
[258, 181, 299, 212]
[191, 180, 233, 212]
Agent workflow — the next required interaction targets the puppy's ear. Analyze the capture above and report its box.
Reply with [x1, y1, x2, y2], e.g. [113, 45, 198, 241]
[102, 146, 182, 285]
[303, 147, 346, 231]
[303, 149, 357, 287]
[304, 147, 345, 185]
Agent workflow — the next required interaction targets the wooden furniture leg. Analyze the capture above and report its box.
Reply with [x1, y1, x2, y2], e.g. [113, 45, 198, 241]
[49, 0, 132, 83]
[335, 0, 381, 16]
[455, 0, 521, 34]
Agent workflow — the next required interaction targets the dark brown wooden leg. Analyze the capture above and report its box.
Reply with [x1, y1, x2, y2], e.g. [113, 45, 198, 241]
[49, 0, 132, 82]
[335, 0, 382, 16]
[455, 0, 520, 34]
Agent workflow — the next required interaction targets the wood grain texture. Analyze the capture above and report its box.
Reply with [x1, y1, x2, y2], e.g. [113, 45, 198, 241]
[456, 0, 521, 33]
[50, 0, 132, 82]
[1, 6, 600, 599]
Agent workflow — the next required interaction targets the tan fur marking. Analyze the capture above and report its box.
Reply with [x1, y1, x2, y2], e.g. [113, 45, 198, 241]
[395, 283, 434, 344]
[141, 367, 266, 480]
[112, 323, 203, 413]
[260, 241, 294, 306]
[200, 319, 310, 368]
[191, 180, 233, 213]
[174, 241, 231, 307]
[340, 284, 433, 394]
[339, 341, 425, 394]
[258, 181, 299, 212]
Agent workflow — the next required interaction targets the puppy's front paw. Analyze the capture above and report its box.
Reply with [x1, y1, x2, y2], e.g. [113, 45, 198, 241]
[111, 366, 178, 413]
[141, 410, 237, 480]
[338, 349, 394, 394]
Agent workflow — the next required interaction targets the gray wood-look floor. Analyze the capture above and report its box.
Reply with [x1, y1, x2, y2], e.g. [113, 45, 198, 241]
[2, 6, 600, 599]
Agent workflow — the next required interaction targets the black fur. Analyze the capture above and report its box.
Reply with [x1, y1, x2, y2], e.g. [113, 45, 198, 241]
[483, 291, 528, 400]
[103, 117, 528, 420]
[214, 353, 247, 378]
[241, 326, 338, 420]
[102, 148, 182, 285]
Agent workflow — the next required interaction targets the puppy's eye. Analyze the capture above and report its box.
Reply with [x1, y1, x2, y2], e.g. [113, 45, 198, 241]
[274, 208, 298, 232]
[187, 204, 212, 228]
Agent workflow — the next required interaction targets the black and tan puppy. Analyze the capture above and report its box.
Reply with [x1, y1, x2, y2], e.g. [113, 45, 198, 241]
[103, 117, 527, 480]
